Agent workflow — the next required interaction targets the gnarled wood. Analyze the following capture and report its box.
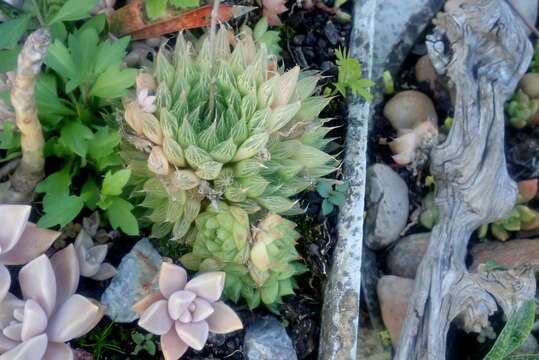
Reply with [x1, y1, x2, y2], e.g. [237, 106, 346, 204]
[395, 1, 536, 359]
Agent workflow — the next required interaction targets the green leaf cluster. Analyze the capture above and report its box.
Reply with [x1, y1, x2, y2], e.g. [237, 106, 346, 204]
[316, 180, 348, 215]
[0, 0, 101, 72]
[131, 332, 156, 356]
[483, 300, 538, 360]
[145, 0, 200, 20]
[1, 20, 139, 235]
[333, 47, 374, 102]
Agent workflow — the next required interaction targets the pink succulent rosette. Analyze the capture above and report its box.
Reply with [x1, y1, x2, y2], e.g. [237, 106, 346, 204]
[74, 230, 117, 281]
[0, 205, 59, 303]
[133, 263, 243, 360]
[0, 247, 105, 359]
[262, 0, 288, 25]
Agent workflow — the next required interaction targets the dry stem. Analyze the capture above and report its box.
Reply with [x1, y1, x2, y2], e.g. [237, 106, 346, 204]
[0, 29, 50, 203]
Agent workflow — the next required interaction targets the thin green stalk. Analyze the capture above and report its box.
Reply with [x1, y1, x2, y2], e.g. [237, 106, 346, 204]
[31, 0, 46, 27]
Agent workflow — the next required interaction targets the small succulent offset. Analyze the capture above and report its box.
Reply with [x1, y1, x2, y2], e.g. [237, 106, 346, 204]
[180, 203, 306, 310]
[121, 26, 337, 240]
[316, 180, 348, 215]
[74, 229, 117, 281]
[383, 91, 439, 169]
[419, 192, 439, 230]
[0, 248, 105, 359]
[132, 263, 242, 360]
[506, 73, 539, 128]
[506, 89, 539, 128]
[0, 205, 59, 303]
[478, 179, 538, 241]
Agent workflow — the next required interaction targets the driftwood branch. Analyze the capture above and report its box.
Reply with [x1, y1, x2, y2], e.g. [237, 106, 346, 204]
[395, 1, 536, 359]
[0, 29, 50, 204]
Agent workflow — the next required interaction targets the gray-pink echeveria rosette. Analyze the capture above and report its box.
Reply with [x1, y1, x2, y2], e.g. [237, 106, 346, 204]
[74, 229, 117, 281]
[0, 205, 59, 304]
[0, 247, 105, 359]
[133, 263, 243, 360]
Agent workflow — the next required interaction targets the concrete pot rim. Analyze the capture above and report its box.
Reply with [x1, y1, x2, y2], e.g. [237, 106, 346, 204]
[318, 0, 376, 358]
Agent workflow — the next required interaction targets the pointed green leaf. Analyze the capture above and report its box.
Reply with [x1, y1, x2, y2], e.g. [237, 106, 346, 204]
[102, 169, 132, 196]
[48, 0, 101, 25]
[106, 197, 139, 235]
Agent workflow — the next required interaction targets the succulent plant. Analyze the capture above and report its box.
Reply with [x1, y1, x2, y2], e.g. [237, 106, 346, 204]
[388, 121, 438, 167]
[121, 26, 336, 240]
[132, 262, 242, 360]
[180, 206, 306, 310]
[74, 229, 117, 281]
[477, 179, 539, 241]
[506, 89, 539, 129]
[383, 90, 439, 168]
[0, 205, 59, 303]
[262, 0, 288, 25]
[419, 192, 439, 230]
[0, 248, 105, 359]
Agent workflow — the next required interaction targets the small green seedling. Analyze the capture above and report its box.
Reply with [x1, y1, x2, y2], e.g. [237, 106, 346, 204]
[382, 70, 394, 95]
[316, 181, 348, 215]
[333, 47, 374, 102]
[131, 332, 157, 356]
[78, 321, 125, 360]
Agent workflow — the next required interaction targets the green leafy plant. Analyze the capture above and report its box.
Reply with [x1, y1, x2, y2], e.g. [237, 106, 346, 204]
[483, 299, 538, 360]
[78, 321, 125, 360]
[316, 180, 348, 215]
[4, 19, 139, 234]
[0, 0, 101, 72]
[145, 0, 200, 19]
[131, 332, 157, 356]
[0, 121, 21, 163]
[332, 47, 374, 101]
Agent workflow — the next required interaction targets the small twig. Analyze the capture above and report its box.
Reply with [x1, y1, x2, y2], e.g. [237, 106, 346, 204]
[208, 0, 221, 117]
[9, 29, 51, 198]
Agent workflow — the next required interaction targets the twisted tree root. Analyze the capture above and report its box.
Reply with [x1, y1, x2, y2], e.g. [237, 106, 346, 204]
[395, 1, 536, 359]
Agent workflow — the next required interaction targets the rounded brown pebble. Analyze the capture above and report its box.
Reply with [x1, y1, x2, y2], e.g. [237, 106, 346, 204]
[383, 90, 438, 131]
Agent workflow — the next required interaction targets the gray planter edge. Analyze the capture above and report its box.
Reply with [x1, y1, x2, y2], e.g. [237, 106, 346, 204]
[318, 0, 376, 359]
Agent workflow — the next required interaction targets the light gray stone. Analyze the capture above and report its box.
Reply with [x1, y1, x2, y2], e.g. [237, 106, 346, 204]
[366, 164, 409, 250]
[387, 233, 430, 278]
[101, 238, 162, 322]
[499, 0, 537, 36]
[244, 316, 297, 360]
